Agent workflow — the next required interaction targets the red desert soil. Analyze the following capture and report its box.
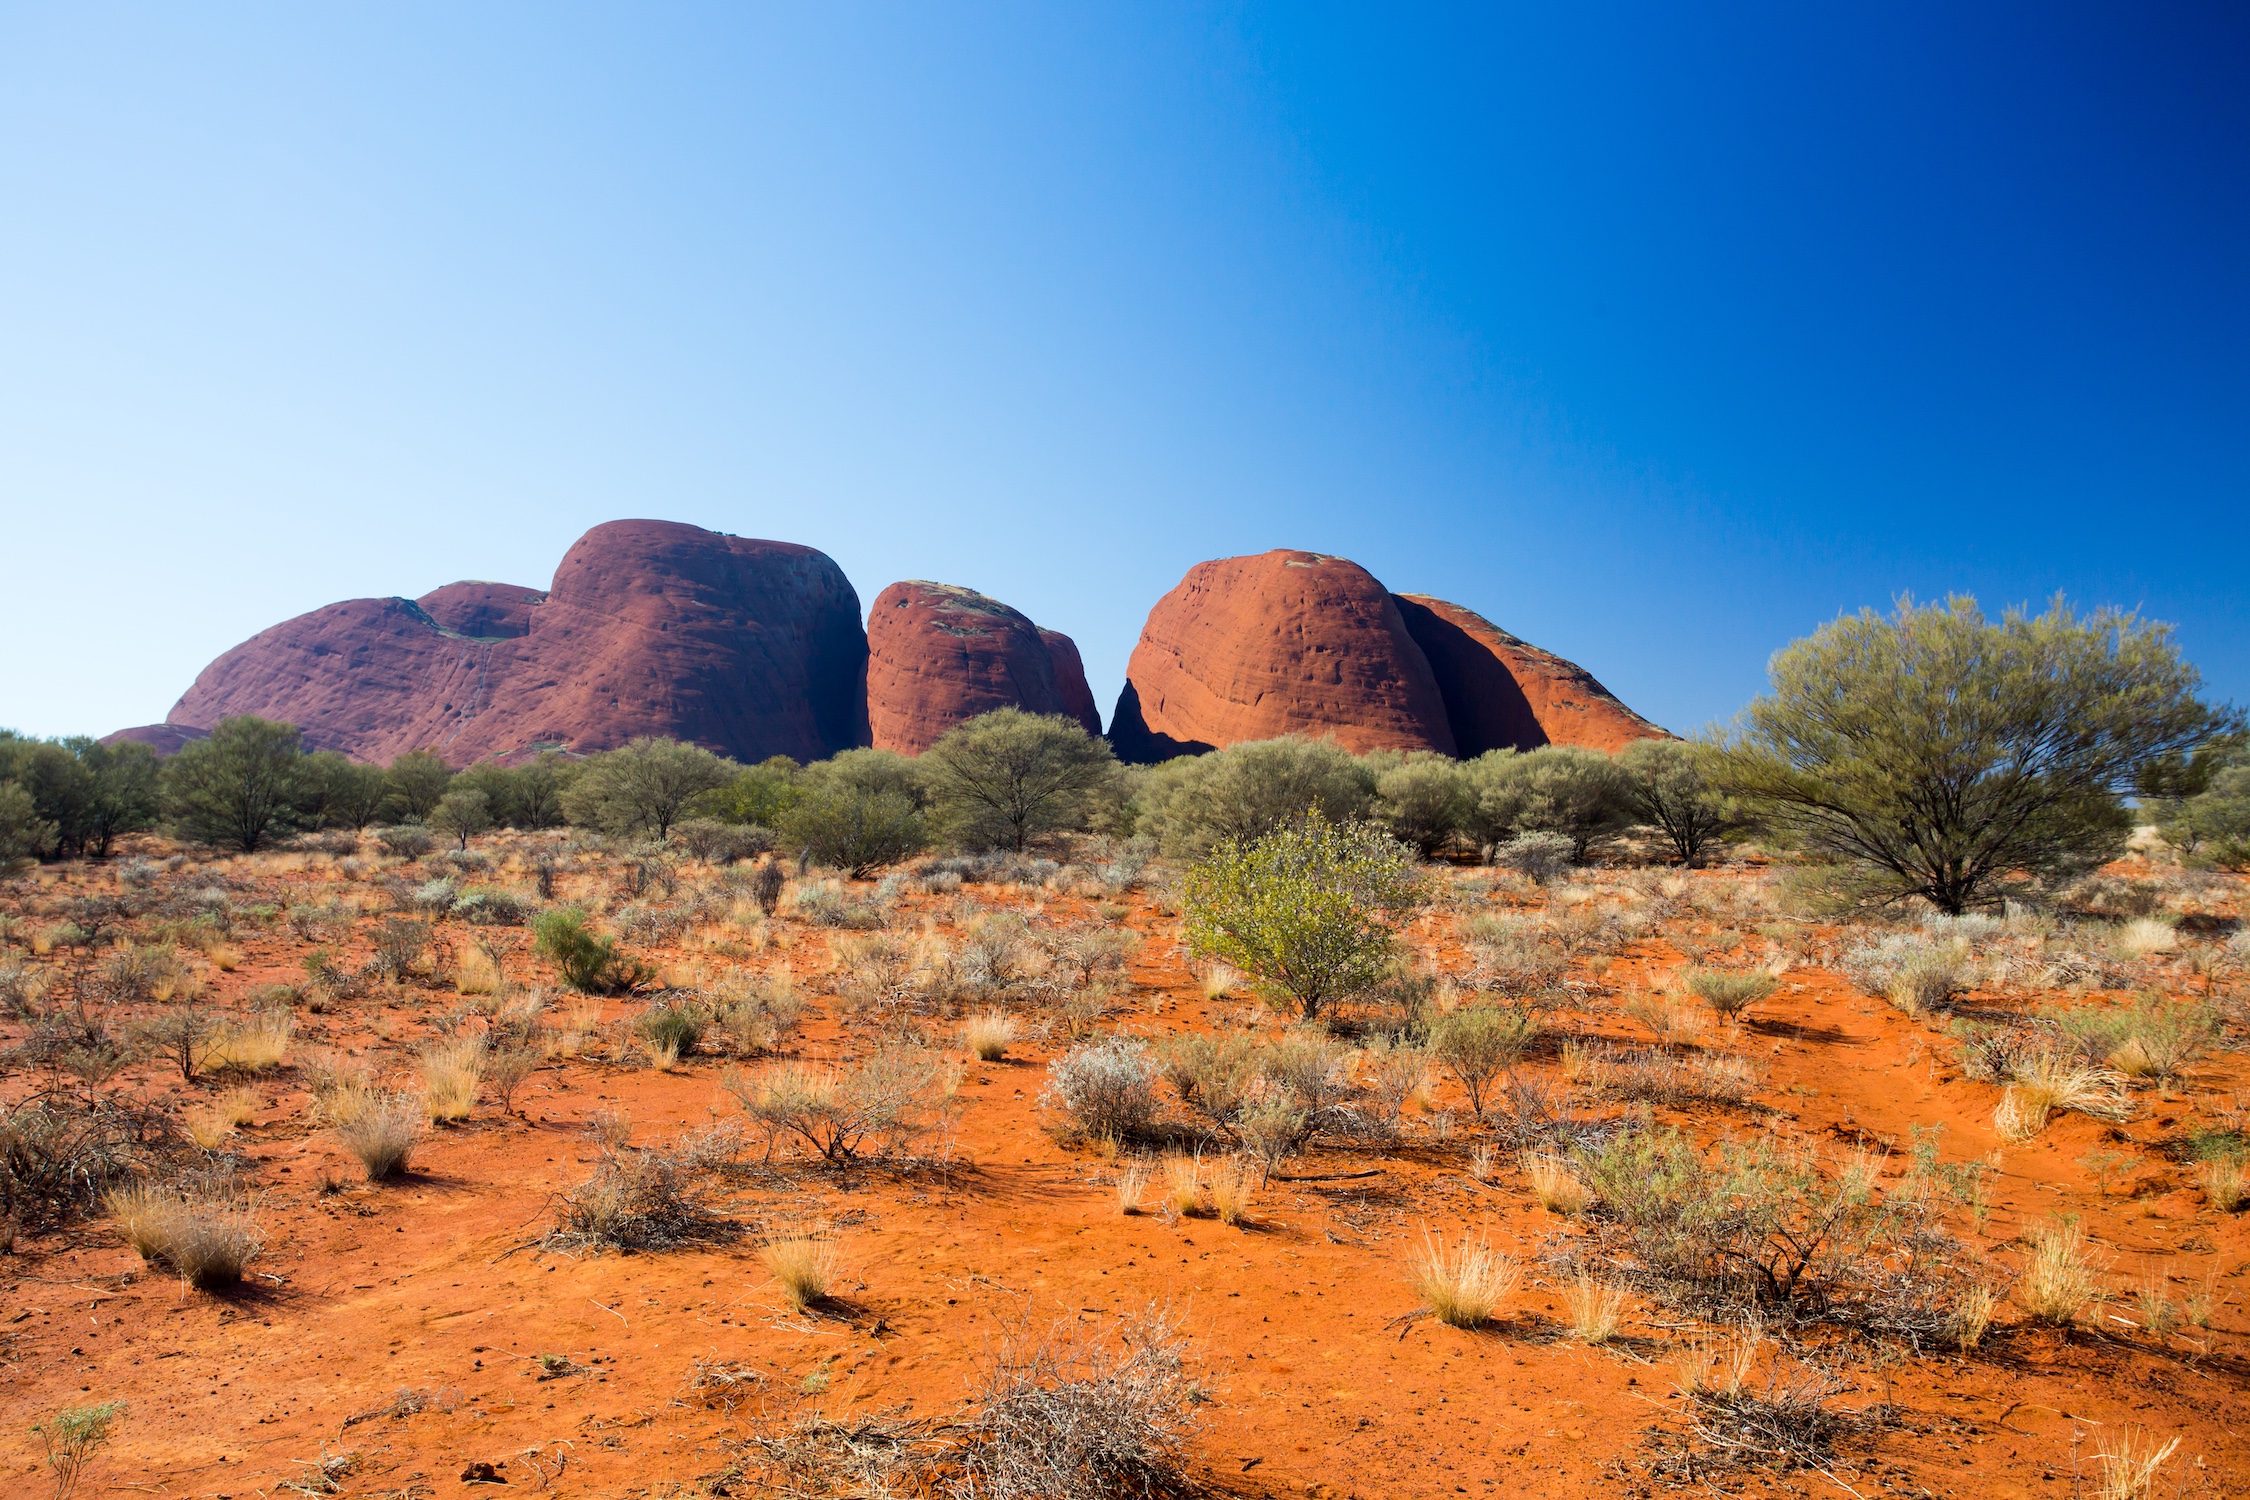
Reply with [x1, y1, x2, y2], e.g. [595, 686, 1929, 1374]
[2, 843, 2246, 1498]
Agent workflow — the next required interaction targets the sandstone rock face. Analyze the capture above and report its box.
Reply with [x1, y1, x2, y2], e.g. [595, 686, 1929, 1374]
[1108, 551, 1458, 761]
[162, 520, 869, 765]
[1394, 594, 1665, 754]
[865, 582, 1102, 753]
[415, 581, 546, 639]
[99, 723, 209, 756]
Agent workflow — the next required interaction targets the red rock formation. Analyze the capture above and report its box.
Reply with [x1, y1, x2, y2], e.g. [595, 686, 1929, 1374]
[98, 723, 209, 756]
[161, 520, 869, 765]
[865, 582, 1101, 753]
[1393, 594, 1665, 754]
[1108, 551, 1457, 761]
[415, 581, 545, 639]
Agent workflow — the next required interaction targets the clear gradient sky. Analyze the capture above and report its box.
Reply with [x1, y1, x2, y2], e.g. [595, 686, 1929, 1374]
[2, 4, 2244, 743]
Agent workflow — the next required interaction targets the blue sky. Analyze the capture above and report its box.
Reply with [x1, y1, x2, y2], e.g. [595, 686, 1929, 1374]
[2, 3, 2244, 742]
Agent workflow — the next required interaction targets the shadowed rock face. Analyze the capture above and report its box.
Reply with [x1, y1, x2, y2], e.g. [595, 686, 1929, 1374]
[1108, 551, 1458, 762]
[1393, 594, 1665, 754]
[415, 581, 546, 639]
[865, 582, 1102, 753]
[161, 520, 869, 765]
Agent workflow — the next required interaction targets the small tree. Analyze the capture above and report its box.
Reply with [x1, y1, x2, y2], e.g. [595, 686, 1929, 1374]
[71, 739, 160, 857]
[1371, 752, 1471, 858]
[1182, 814, 1421, 1020]
[0, 781, 58, 872]
[383, 749, 455, 822]
[1711, 596, 2235, 913]
[429, 788, 492, 850]
[1131, 737, 1377, 857]
[1617, 738, 1741, 866]
[161, 716, 307, 852]
[1427, 1002, 1539, 1118]
[562, 738, 736, 840]
[778, 784, 927, 878]
[923, 709, 1117, 853]
[698, 755, 802, 828]
[1503, 747, 1633, 860]
[303, 752, 389, 830]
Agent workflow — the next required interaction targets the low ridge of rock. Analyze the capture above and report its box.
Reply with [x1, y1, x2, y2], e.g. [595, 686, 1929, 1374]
[1393, 594, 1666, 754]
[415, 581, 546, 639]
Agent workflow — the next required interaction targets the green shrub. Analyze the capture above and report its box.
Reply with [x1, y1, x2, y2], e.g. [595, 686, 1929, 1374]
[533, 908, 639, 994]
[777, 785, 927, 878]
[923, 709, 1118, 853]
[563, 737, 738, 840]
[1370, 752, 1471, 857]
[636, 1001, 712, 1059]
[1130, 738, 1375, 858]
[1427, 1002, 1539, 1117]
[1182, 814, 1421, 1019]
[1686, 969, 1778, 1022]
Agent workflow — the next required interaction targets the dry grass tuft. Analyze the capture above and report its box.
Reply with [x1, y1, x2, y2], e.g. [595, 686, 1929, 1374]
[1409, 1227, 1518, 1328]
[759, 1234, 840, 1311]
[419, 1036, 485, 1120]
[106, 1182, 262, 1288]
[1116, 1160, 1148, 1216]
[2019, 1217, 2102, 1326]
[1521, 1151, 1591, 1215]
[1201, 964, 1241, 1000]
[2196, 1158, 2247, 1212]
[1566, 1273, 1627, 1344]
[1208, 1158, 1258, 1226]
[201, 1011, 294, 1073]
[962, 1011, 1020, 1062]
[1951, 1285, 2000, 1351]
[2089, 1426, 2182, 1500]
[455, 943, 504, 996]
[335, 1090, 427, 1179]
[1162, 1154, 1202, 1217]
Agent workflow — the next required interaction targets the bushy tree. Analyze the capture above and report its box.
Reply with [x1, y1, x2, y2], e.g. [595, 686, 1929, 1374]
[161, 717, 308, 852]
[301, 752, 389, 830]
[383, 749, 455, 822]
[1711, 596, 2235, 913]
[778, 783, 927, 878]
[0, 780, 57, 871]
[1370, 751, 1471, 857]
[562, 738, 737, 839]
[1133, 737, 1376, 857]
[1618, 738, 1741, 866]
[429, 788, 492, 850]
[697, 755, 802, 828]
[1182, 813, 1421, 1019]
[2162, 745, 2250, 870]
[1494, 746, 1634, 860]
[923, 709, 1116, 853]
[452, 751, 578, 830]
[1458, 749, 1525, 855]
[801, 747, 927, 808]
[0, 734, 160, 859]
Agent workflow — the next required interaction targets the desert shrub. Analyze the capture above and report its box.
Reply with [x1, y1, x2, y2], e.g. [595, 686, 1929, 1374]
[1573, 1125, 1973, 1336]
[1993, 1046, 2131, 1140]
[673, 818, 773, 865]
[711, 971, 805, 1053]
[1182, 813, 1421, 1019]
[1158, 1033, 1264, 1129]
[1357, 1034, 1429, 1124]
[98, 943, 183, 1004]
[1478, 832, 1570, 886]
[484, 1044, 540, 1114]
[1687, 968, 1778, 1022]
[1044, 1035, 1159, 1142]
[635, 1000, 711, 1062]
[1488, 748, 1636, 860]
[833, 932, 918, 1010]
[368, 917, 432, 982]
[0, 1095, 154, 1238]
[923, 708, 1118, 853]
[335, 1091, 426, 1178]
[136, 1005, 215, 1082]
[1709, 597, 2232, 912]
[106, 1180, 262, 1288]
[725, 1047, 953, 1166]
[1522, 1151, 1592, 1215]
[1841, 931, 1978, 1015]
[955, 1306, 1198, 1500]
[35, 1399, 125, 1498]
[532, 907, 639, 993]
[749, 858, 787, 916]
[784, 878, 888, 930]
[0, 955, 46, 1016]
[452, 887, 533, 926]
[1045, 924, 1144, 990]
[2047, 994, 2216, 1080]
[548, 1127, 741, 1252]
[1426, 1002, 1538, 1118]
[2196, 1158, 2248, 1211]
[1458, 913, 1569, 995]
[374, 824, 435, 859]
[1410, 1228, 1518, 1328]
[428, 787, 491, 849]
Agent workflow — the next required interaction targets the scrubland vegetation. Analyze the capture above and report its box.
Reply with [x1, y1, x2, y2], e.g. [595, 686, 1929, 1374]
[1, 597, 2248, 1494]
